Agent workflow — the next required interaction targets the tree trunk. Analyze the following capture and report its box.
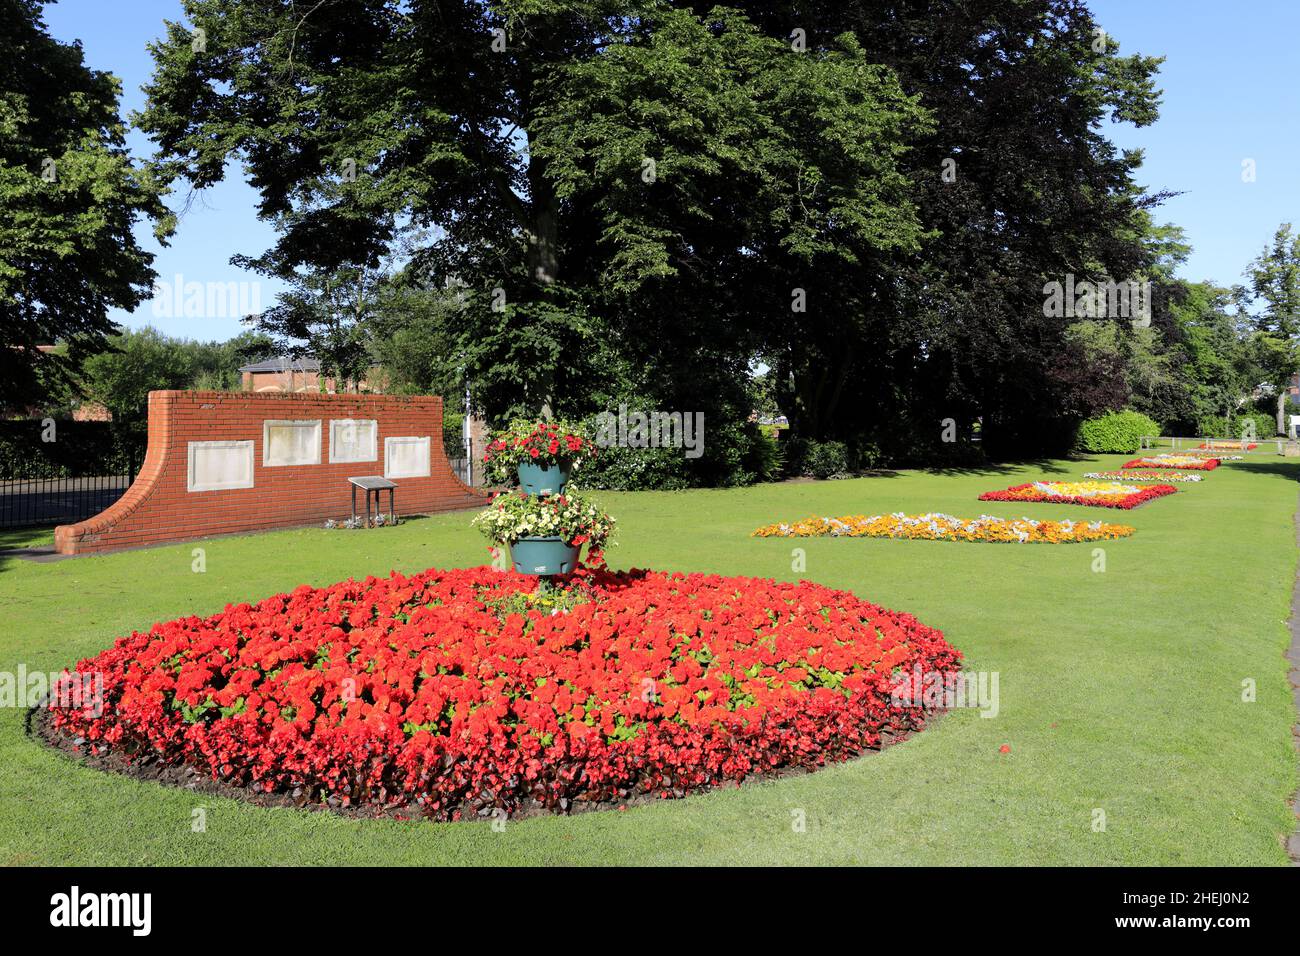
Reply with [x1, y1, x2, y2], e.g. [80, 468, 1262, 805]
[1278, 385, 1289, 437]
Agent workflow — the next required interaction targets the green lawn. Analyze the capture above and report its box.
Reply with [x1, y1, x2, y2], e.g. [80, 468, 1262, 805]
[1, 454, 1296, 865]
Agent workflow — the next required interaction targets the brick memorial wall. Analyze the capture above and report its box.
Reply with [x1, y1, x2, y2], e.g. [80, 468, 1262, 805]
[54, 390, 486, 555]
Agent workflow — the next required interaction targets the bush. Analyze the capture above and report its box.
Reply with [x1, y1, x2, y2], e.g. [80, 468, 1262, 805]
[1196, 415, 1228, 439]
[1074, 410, 1161, 454]
[1230, 411, 1277, 440]
[571, 443, 691, 491]
[573, 405, 766, 490]
[0, 420, 141, 480]
[741, 429, 784, 483]
[803, 440, 850, 479]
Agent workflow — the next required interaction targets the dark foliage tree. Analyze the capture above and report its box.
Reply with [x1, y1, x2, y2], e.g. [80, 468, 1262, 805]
[0, 0, 168, 411]
[729, 0, 1166, 457]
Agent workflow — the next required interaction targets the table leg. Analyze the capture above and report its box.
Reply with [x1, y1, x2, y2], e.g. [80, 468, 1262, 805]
[388, 487, 395, 523]
[351, 485, 357, 524]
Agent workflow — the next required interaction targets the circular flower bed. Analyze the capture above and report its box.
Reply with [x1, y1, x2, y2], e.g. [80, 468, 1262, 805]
[48, 566, 960, 820]
[752, 512, 1134, 543]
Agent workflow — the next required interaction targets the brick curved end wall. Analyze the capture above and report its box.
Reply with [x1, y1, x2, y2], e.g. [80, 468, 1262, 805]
[54, 390, 487, 555]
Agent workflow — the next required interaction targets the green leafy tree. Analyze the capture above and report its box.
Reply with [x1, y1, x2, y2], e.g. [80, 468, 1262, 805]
[1170, 281, 1258, 434]
[80, 327, 194, 434]
[137, 0, 929, 483]
[188, 329, 276, 390]
[236, 255, 394, 392]
[0, 0, 168, 410]
[1241, 223, 1300, 434]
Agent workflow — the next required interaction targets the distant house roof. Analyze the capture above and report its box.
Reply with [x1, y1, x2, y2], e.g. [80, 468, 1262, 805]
[239, 356, 321, 374]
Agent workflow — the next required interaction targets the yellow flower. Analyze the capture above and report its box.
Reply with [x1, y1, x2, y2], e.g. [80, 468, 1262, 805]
[751, 513, 1134, 543]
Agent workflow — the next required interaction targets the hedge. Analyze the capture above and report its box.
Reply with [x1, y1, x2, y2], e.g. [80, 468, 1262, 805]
[1075, 410, 1161, 454]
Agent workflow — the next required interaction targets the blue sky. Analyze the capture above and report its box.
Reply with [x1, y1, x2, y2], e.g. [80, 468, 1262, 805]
[39, 0, 1298, 342]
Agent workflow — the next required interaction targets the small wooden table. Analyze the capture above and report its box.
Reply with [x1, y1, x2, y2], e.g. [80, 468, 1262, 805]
[348, 476, 397, 527]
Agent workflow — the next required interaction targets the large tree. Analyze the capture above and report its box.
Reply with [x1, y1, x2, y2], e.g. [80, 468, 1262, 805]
[0, 0, 168, 411]
[1241, 223, 1300, 435]
[139, 0, 1165, 468]
[731, 0, 1165, 457]
[138, 0, 930, 480]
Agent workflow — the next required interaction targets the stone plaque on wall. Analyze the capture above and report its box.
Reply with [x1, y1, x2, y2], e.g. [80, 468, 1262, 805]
[263, 419, 321, 467]
[187, 440, 255, 492]
[329, 419, 378, 463]
[384, 436, 430, 479]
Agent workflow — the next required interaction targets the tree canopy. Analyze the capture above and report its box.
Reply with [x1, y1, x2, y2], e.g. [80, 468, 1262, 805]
[0, 0, 168, 410]
[131, 0, 1183, 475]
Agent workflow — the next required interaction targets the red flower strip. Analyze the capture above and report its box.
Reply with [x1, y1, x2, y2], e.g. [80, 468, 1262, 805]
[978, 482, 1176, 509]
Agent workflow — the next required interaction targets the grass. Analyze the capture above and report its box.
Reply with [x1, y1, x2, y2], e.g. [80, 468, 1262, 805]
[1, 453, 1296, 865]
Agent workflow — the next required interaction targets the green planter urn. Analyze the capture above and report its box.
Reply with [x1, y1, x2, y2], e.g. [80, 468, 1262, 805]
[510, 537, 581, 576]
[516, 459, 572, 496]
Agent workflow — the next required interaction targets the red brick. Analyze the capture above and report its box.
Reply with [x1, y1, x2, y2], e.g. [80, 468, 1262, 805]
[53, 391, 486, 555]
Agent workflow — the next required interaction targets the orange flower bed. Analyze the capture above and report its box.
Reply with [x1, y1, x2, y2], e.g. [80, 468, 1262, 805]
[752, 512, 1134, 543]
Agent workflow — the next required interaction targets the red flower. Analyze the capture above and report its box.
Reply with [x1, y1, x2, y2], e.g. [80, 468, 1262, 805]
[50, 566, 960, 821]
[978, 482, 1176, 509]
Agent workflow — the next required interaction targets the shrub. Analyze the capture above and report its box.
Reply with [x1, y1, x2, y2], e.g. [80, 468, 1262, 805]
[741, 428, 784, 483]
[1196, 415, 1228, 438]
[50, 565, 961, 820]
[803, 439, 850, 479]
[1074, 410, 1161, 454]
[1230, 411, 1277, 440]
[570, 443, 691, 491]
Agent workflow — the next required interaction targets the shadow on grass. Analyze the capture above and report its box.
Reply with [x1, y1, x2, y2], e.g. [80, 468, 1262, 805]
[0, 514, 443, 573]
[0, 525, 56, 573]
[922, 457, 1076, 477]
[1225, 460, 1300, 481]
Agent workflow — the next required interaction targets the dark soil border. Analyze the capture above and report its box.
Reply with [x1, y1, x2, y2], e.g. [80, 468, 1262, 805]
[28, 702, 944, 824]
